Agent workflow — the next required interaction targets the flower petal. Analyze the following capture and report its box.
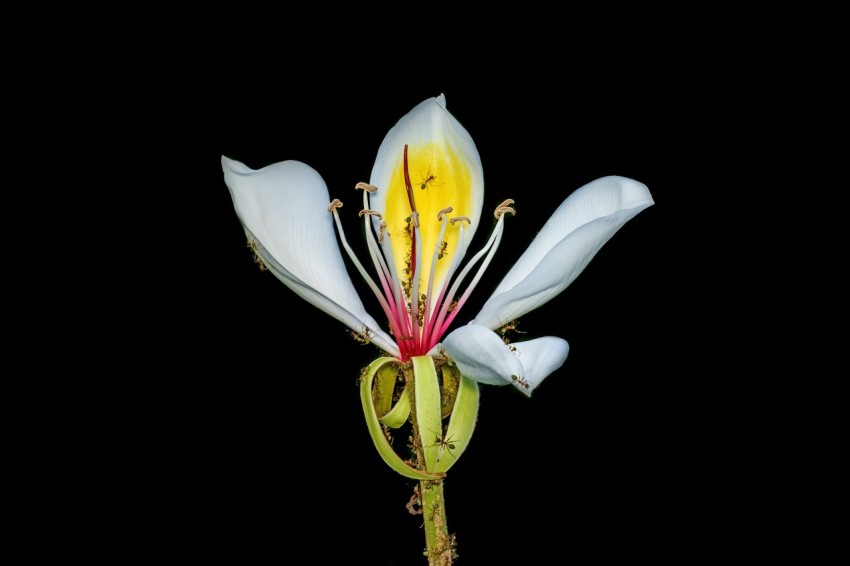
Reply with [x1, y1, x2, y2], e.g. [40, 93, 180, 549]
[222, 156, 398, 356]
[474, 176, 653, 330]
[368, 95, 484, 306]
[510, 337, 569, 397]
[440, 324, 521, 386]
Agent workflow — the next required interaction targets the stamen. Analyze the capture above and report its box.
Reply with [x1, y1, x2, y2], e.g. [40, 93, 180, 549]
[494, 199, 516, 218]
[328, 204, 402, 345]
[376, 229, 414, 348]
[410, 210, 420, 229]
[359, 209, 383, 219]
[355, 182, 378, 193]
[420, 203, 452, 350]
[357, 204, 411, 357]
[429, 214, 508, 349]
[449, 216, 471, 225]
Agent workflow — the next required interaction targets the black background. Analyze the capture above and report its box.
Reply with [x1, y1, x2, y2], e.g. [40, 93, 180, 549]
[118, 72, 736, 564]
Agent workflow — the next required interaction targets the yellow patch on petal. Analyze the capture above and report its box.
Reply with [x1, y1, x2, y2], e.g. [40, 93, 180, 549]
[384, 142, 473, 310]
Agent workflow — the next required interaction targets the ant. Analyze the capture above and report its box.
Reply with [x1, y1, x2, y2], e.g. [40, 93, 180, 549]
[499, 319, 526, 344]
[246, 238, 268, 271]
[348, 327, 372, 344]
[430, 428, 459, 462]
[511, 375, 529, 390]
[420, 168, 437, 190]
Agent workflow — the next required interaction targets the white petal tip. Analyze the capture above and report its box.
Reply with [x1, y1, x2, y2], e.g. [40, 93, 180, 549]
[606, 176, 655, 209]
[512, 337, 569, 396]
[436, 93, 447, 108]
[221, 155, 252, 175]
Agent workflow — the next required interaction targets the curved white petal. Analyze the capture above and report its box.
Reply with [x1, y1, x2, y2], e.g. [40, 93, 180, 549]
[368, 95, 484, 304]
[244, 228, 400, 357]
[222, 156, 398, 356]
[510, 337, 569, 396]
[474, 176, 653, 330]
[440, 325, 568, 395]
[440, 324, 520, 386]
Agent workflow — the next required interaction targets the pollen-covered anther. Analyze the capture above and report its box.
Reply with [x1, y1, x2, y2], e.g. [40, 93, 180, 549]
[327, 198, 343, 212]
[494, 199, 516, 219]
[437, 207, 454, 221]
[359, 209, 383, 219]
[355, 182, 378, 193]
[410, 211, 420, 229]
[449, 216, 471, 225]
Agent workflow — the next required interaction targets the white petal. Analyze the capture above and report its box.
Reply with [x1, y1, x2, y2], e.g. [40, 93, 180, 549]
[243, 229, 400, 357]
[370, 95, 483, 218]
[474, 176, 653, 329]
[222, 156, 398, 356]
[440, 325, 521, 386]
[510, 337, 569, 397]
[368, 95, 484, 291]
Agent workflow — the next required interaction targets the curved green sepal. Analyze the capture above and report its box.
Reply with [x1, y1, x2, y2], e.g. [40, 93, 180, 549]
[373, 362, 399, 418]
[413, 356, 444, 473]
[360, 357, 443, 480]
[433, 372, 480, 473]
[379, 387, 410, 429]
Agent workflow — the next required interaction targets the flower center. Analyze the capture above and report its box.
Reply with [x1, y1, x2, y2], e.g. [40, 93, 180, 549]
[329, 146, 514, 361]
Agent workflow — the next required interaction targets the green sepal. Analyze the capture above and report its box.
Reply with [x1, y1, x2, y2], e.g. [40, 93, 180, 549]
[372, 362, 398, 418]
[379, 387, 410, 429]
[412, 356, 444, 473]
[360, 357, 443, 480]
[371, 359, 410, 429]
[433, 369, 480, 473]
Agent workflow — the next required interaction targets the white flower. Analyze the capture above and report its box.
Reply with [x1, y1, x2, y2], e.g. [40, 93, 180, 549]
[223, 95, 653, 396]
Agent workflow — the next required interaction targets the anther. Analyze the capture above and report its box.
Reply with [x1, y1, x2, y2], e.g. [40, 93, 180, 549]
[449, 216, 471, 225]
[359, 209, 383, 219]
[437, 207, 454, 221]
[327, 199, 343, 212]
[355, 182, 378, 193]
[494, 199, 516, 219]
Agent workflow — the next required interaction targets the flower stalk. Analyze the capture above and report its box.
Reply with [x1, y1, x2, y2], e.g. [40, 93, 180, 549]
[406, 357, 458, 565]
[420, 478, 453, 565]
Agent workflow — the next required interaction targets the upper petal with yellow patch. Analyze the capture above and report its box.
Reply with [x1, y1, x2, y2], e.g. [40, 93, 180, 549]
[368, 95, 484, 310]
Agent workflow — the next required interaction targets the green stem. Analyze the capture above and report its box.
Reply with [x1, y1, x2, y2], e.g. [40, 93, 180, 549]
[420, 478, 453, 565]
[407, 359, 454, 565]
